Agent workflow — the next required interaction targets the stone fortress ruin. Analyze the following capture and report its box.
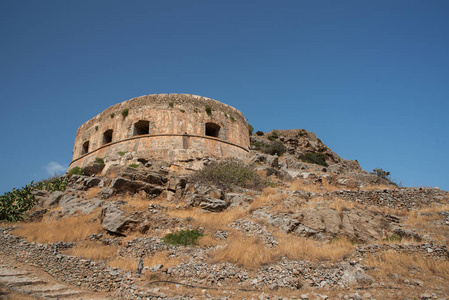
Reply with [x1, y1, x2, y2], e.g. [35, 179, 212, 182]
[69, 94, 250, 171]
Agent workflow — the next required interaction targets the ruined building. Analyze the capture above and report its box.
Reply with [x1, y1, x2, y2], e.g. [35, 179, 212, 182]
[69, 94, 250, 170]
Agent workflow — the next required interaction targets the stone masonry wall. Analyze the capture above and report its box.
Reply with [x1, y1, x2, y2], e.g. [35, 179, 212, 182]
[70, 94, 250, 169]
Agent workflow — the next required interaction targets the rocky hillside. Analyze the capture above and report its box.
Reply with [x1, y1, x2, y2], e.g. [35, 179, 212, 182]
[1, 129, 449, 300]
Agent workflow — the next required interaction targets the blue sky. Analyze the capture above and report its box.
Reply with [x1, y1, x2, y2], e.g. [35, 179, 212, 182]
[1, 0, 448, 193]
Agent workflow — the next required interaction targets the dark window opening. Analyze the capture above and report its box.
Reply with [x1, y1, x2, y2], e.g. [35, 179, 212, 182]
[133, 120, 150, 136]
[205, 123, 220, 138]
[81, 141, 89, 155]
[103, 129, 113, 145]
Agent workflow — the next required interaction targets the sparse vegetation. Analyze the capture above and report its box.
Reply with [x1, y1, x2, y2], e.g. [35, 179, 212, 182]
[121, 108, 129, 117]
[129, 163, 139, 168]
[256, 130, 264, 136]
[162, 229, 204, 246]
[205, 105, 212, 115]
[261, 140, 286, 156]
[298, 152, 329, 167]
[230, 115, 235, 122]
[95, 126, 98, 131]
[110, 113, 115, 118]
[68, 166, 84, 177]
[193, 160, 266, 190]
[248, 123, 254, 135]
[117, 151, 128, 156]
[271, 130, 278, 139]
[168, 102, 174, 108]
[179, 109, 185, 113]
[95, 157, 105, 165]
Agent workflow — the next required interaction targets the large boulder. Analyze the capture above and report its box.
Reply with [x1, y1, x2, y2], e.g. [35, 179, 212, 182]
[100, 204, 139, 235]
[110, 177, 164, 196]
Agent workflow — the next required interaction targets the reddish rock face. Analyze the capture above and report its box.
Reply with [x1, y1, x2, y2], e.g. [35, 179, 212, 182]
[69, 94, 250, 170]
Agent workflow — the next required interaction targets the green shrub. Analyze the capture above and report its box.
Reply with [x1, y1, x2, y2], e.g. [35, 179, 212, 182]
[251, 141, 266, 150]
[267, 135, 275, 141]
[121, 108, 129, 117]
[247, 124, 254, 135]
[179, 109, 185, 113]
[230, 116, 235, 122]
[68, 166, 84, 177]
[1, 175, 68, 222]
[256, 131, 264, 136]
[110, 113, 115, 118]
[205, 105, 212, 115]
[162, 229, 204, 246]
[95, 157, 105, 165]
[271, 130, 279, 139]
[168, 102, 174, 108]
[117, 151, 128, 156]
[129, 163, 139, 168]
[383, 233, 402, 243]
[95, 126, 98, 131]
[298, 152, 329, 167]
[261, 140, 286, 156]
[194, 108, 199, 113]
[193, 160, 265, 190]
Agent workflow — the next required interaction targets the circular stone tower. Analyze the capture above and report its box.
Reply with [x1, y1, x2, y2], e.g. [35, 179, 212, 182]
[69, 94, 250, 170]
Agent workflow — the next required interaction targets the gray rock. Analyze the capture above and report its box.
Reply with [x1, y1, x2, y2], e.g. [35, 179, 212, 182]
[199, 197, 229, 212]
[83, 163, 105, 176]
[44, 191, 65, 207]
[100, 204, 139, 235]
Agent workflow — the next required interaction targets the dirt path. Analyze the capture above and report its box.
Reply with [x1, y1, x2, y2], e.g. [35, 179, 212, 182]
[0, 254, 111, 299]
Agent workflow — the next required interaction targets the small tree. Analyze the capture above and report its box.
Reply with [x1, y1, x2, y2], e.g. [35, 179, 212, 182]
[371, 168, 390, 180]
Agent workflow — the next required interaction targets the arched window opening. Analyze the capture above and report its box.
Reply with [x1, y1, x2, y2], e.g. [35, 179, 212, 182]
[103, 129, 113, 145]
[205, 123, 220, 138]
[81, 141, 89, 155]
[133, 120, 150, 136]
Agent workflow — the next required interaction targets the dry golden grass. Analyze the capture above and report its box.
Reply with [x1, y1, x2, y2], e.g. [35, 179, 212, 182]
[86, 187, 101, 198]
[210, 234, 275, 269]
[360, 184, 396, 191]
[365, 250, 449, 282]
[210, 230, 355, 269]
[122, 192, 150, 211]
[108, 257, 136, 272]
[249, 187, 285, 212]
[275, 234, 355, 262]
[289, 178, 341, 193]
[13, 211, 103, 244]
[166, 207, 246, 231]
[64, 242, 119, 261]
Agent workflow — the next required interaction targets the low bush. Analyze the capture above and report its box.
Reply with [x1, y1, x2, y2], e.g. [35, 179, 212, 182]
[256, 131, 264, 136]
[230, 115, 235, 122]
[1, 175, 68, 222]
[271, 130, 279, 139]
[251, 141, 266, 150]
[117, 151, 128, 156]
[95, 157, 105, 165]
[205, 105, 212, 115]
[129, 163, 139, 168]
[168, 102, 174, 108]
[110, 113, 115, 118]
[68, 166, 84, 177]
[121, 108, 129, 117]
[163, 229, 204, 246]
[298, 152, 329, 167]
[261, 140, 286, 156]
[193, 160, 265, 190]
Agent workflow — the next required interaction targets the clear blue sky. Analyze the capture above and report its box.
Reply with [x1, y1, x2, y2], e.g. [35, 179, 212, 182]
[1, 0, 448, 193]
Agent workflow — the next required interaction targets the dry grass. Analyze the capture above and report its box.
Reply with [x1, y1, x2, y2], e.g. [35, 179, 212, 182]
[210, 231, 355, 269]
[210, 234, 275, 269]
[365, 250, 449, 283]
[108, 257, 137, 272]
[360, 184, 396, 191]
[86, 187, 101, 198]
[63, 242, 119, 261]
[13, 211, 103, 243]
[289, 178, 341, 193]
[249, 187, 285, 212]
[166, 207, 246, 231]
[275, 234, 355, 262]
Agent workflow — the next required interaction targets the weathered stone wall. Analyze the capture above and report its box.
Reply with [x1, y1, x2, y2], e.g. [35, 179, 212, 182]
[69, 94, 250, 169]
